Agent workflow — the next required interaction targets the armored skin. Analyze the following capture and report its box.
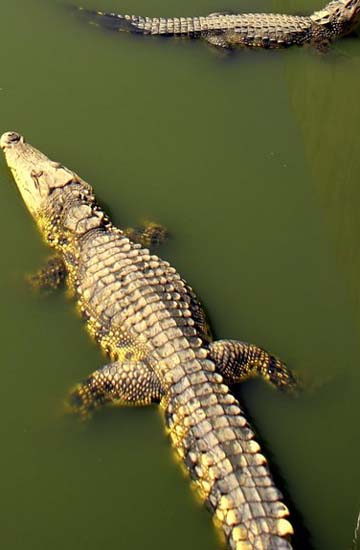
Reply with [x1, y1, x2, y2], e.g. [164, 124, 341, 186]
[78, 0, 360, 49]
[1, 131, 298, 550]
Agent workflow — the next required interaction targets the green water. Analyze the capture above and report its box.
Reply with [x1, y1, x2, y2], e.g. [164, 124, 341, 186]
[0, 0, 359, 549]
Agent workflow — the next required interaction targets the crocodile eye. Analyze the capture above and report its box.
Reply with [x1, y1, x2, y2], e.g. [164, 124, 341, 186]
[50, 161, 63, 169]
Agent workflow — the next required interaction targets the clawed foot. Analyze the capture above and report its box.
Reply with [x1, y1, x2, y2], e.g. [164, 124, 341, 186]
[124, 221, 170, 248]
[27, 255, 66, 291]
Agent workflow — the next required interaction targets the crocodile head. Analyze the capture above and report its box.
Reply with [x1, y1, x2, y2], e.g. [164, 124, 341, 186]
[1, 131, 105, 244]
[311, 0, 360, 35]
[0, 131, 87, 218]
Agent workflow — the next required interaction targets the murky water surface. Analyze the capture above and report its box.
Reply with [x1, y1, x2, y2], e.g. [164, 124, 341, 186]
[0, 1, 359, 549]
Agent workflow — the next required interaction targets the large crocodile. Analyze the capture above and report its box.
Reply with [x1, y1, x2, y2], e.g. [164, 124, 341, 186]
[1, 131, 298, 550]
[77, 0, 360, 49]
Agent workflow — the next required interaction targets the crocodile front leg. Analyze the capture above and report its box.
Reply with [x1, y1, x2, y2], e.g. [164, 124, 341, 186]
[208, 340, 298, 391]
[27, 255, 67, 290]
[69, 360, 164, 416]
[123, 222, 169, 248]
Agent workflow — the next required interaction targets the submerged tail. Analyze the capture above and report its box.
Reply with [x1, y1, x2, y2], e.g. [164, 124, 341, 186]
[77, 7, 145, 33]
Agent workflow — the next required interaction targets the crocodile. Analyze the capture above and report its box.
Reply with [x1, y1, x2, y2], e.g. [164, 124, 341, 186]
[77, 0, 360, 49]
[352, 510, 360, 550]
[1, 130, 298, 550]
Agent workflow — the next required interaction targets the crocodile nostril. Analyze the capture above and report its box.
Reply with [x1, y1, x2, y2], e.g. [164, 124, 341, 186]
[0, 131, 22, 149]
[8, 132, 20, 143]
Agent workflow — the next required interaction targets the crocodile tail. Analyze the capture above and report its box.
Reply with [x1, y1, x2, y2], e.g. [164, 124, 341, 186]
[76, 8, 202, 36]
[165, 364, 294, 550]
[76, 7, 143, 33]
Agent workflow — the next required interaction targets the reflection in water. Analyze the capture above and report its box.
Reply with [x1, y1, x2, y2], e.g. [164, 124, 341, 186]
[286, 49, 360, 319]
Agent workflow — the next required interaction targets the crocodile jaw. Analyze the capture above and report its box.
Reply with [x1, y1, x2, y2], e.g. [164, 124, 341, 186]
[1, 131, 76, 218]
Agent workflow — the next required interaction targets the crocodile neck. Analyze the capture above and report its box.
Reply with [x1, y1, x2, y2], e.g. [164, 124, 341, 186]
[38, 182, 111, 251]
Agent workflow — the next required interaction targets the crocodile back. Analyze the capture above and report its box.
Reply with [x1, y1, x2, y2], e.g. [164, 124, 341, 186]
[73, 227, 212, 375]
[133, 13, 312, 44]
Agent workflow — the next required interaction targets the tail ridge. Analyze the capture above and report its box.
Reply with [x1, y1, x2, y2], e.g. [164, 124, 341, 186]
[76, 6, 142, 33]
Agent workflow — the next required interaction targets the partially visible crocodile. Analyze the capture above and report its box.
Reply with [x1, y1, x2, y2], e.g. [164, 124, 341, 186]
[77, 0, 360, 49]
[352, 510, 360, 550]
[1, 131, 298, 550]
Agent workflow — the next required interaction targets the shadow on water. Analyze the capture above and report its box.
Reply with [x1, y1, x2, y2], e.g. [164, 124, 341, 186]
[234, 382, 314, 550]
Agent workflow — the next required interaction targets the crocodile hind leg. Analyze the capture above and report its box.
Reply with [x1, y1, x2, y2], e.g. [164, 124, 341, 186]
[208, 339, 298, 392]
[203, 31, 233, 48]
[27, 255, 66, 290]
[69, 360, 164, 416]
[123, 221, 169, 248]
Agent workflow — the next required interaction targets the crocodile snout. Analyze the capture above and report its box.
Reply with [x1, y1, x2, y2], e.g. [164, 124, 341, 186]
[0, 131, 23, 149]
